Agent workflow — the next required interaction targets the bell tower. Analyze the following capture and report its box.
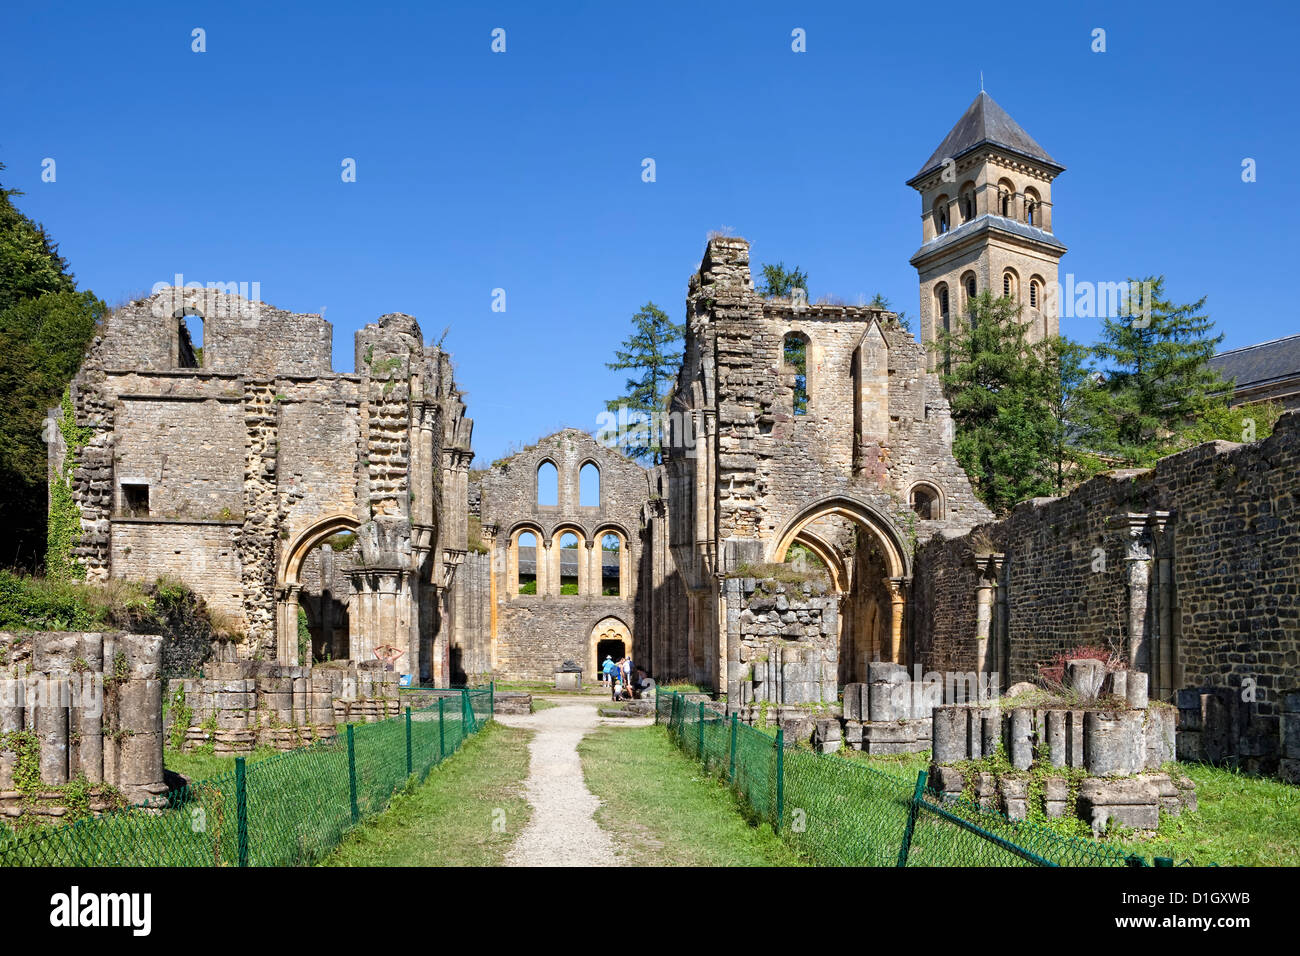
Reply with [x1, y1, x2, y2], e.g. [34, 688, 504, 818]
[908, 92, 1066, 369]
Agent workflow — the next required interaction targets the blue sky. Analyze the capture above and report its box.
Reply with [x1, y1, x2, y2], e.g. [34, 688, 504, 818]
[4, 0, 1297, 463]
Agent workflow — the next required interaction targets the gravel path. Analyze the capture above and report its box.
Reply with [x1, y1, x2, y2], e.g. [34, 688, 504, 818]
[496, 697, 650, 867]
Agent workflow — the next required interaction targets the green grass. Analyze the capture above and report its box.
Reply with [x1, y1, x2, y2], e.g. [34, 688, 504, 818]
[530, 698, 559, 713]
[833, 746, 932, 779]
[321, 722, 533, 866]
[1097, 763, 1300, 866]
[579, 725, 805, 866]
[164, 745, 279, 782]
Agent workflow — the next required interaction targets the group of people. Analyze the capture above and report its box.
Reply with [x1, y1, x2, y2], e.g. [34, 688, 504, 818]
[600, 654, 650, 701]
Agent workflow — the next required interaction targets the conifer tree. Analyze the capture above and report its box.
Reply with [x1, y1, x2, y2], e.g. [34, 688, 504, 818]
[602, 302, 684, 464]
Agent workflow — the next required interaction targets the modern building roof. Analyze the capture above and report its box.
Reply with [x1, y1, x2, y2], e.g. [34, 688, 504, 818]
[910, 92, 1063, 184]
[909, 213, 1067, 266]
[1208, 334, 1300, 390]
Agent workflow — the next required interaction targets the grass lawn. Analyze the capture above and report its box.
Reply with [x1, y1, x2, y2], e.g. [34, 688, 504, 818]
[320, 722, 533, 866]
[164, 745, 279, 783]
[531, 698, 559, 713]
[579, 725, 805, 866]
[1098, 763, 1300, 866]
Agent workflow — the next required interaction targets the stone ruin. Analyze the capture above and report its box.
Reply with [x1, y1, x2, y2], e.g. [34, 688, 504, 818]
[164, 662, 400, 754]
[724, 576, 839, 711]
[927, 660, 1195, 834]
[0, 631, 166, 821]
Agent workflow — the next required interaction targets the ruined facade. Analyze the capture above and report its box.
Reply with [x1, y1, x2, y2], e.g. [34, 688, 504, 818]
[639, 235, 991, 698]
[52, 287, 472, 683]
[449, 430, 648, 682]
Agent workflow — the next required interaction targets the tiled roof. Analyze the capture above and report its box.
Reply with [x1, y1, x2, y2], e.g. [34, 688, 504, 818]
[912, 92, 1062, 183]
[910, 214, 1066, 265]
[1209, 334, 1300, 388]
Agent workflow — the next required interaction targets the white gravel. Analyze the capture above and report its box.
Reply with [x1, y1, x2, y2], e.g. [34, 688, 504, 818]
[496, 697, 650, 867]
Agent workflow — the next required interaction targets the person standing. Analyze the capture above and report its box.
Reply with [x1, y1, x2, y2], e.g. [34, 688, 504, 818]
[601, 654, 616, 686]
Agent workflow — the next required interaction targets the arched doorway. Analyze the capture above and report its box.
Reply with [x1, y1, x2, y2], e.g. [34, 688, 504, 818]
[277, 512, 361, 665]
[589, 616, 632, 678]
[770, 496, 911, 678]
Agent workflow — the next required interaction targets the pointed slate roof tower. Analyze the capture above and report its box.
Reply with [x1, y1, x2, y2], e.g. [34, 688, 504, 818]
[909, 91, 1063, 185]
[908, 92, 1066, 370]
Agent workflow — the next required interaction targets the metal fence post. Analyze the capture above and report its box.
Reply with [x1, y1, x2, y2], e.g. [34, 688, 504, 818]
[405, 706, 413, 777]
[697, 702, 705, 761]
[347, 724, 359, 824]
[462, 688, 472, 735]
[729, 712, 738, 783]
[774, 728, 785, 834]
[438, 697, 446, 761]
[235, 756, 249, 867]
[490, 681, 495, 722]
[896, 769, 928, 867]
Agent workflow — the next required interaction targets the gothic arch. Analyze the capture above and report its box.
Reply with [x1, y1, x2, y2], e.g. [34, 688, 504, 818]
[280, 512, 360, 588]
[588, 614, 634, 678]
[770, 495, 910, 579]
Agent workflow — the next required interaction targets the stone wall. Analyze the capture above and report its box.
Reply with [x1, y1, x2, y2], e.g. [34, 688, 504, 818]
[913, 412, 1300, 776]
[165, 661, 399, 754]
[0, 632, 165, 819]
[723, 577, 838, 706]
[467, 429, 647, 682]
[56, 289, 473, 683]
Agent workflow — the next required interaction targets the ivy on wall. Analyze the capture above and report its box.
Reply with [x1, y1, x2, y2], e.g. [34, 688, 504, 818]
[45, 389, 91, 580]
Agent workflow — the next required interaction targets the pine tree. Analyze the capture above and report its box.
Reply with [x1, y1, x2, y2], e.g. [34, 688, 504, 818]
[937, 291, 1057, 514]
[1087, 276, 1253, 465]
[868, 292, 913, 333]
[602, 302, 684, 464]
[757, 262, 809, 299]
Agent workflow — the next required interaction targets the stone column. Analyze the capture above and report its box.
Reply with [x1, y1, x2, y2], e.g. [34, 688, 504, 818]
[1150, 512, 1173, 699]
[1122, 513, 1154, 673]
[276, 586, 302, 666]
[887, 577, 907, 665]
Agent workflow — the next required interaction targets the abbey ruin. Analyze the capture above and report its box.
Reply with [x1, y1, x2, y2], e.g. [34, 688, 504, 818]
[46, 93, 1299, 785]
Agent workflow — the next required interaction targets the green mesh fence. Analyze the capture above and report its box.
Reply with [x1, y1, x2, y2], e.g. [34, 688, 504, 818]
[657, 690, 1177, 868]
[0, 686, 494, 866]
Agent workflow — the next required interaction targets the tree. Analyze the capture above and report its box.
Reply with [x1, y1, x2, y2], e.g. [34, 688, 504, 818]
[758, 262, 809, 299]
[602, 302, 684, 464]
[0, 163, 103, 570]
[936, 291, 1057, 514]
[1086, 276, 1259, 465]
[868, 292, 913, 333]
[1039, 335, 1107, 493]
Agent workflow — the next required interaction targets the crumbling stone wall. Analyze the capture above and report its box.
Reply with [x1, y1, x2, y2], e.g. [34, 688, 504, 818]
[648, 236, 990, 690]
[0, 631, 165, 818]
[55, 290, 473, 683]
[723, 576, 838, 706]
[462, 429, 648, 681]
[913, 411, 1300, 776]
[165, 661, 398, 754]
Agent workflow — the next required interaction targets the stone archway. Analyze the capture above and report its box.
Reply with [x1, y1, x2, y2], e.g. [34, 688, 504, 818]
[770, 495, 911, 671]
[589, 616, 633, 678]
[276, 512, 360, 665]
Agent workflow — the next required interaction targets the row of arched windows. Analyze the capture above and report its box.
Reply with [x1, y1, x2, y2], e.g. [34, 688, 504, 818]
[512, 527, 625, 597]
[933, 270, 1046, 321]
[933, 181, 1044, 235]
[536, 460, 601, 508]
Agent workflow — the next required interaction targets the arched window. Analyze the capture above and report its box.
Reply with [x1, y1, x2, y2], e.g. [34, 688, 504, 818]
[1024, 188, 1040, 226]
[537, 461, 558, 507]
[176, 309, 203, 368]
[1030, 278, 1041, 309]
[558, 532, 580, 595]
[516, 531, 538, 595]
[935, 284, 951, 373]
[910, 484, 942, 520]
[933, 195, 950, 234]
[783, 332, 809, 416]
[959, 181, 977, 222]
[601, 533, 622, 596]
[997, 180, 1015, 218]
[961, 272, 977, 310]
[1002, 269, 1019, 302]
[579, 462, 600, 507]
